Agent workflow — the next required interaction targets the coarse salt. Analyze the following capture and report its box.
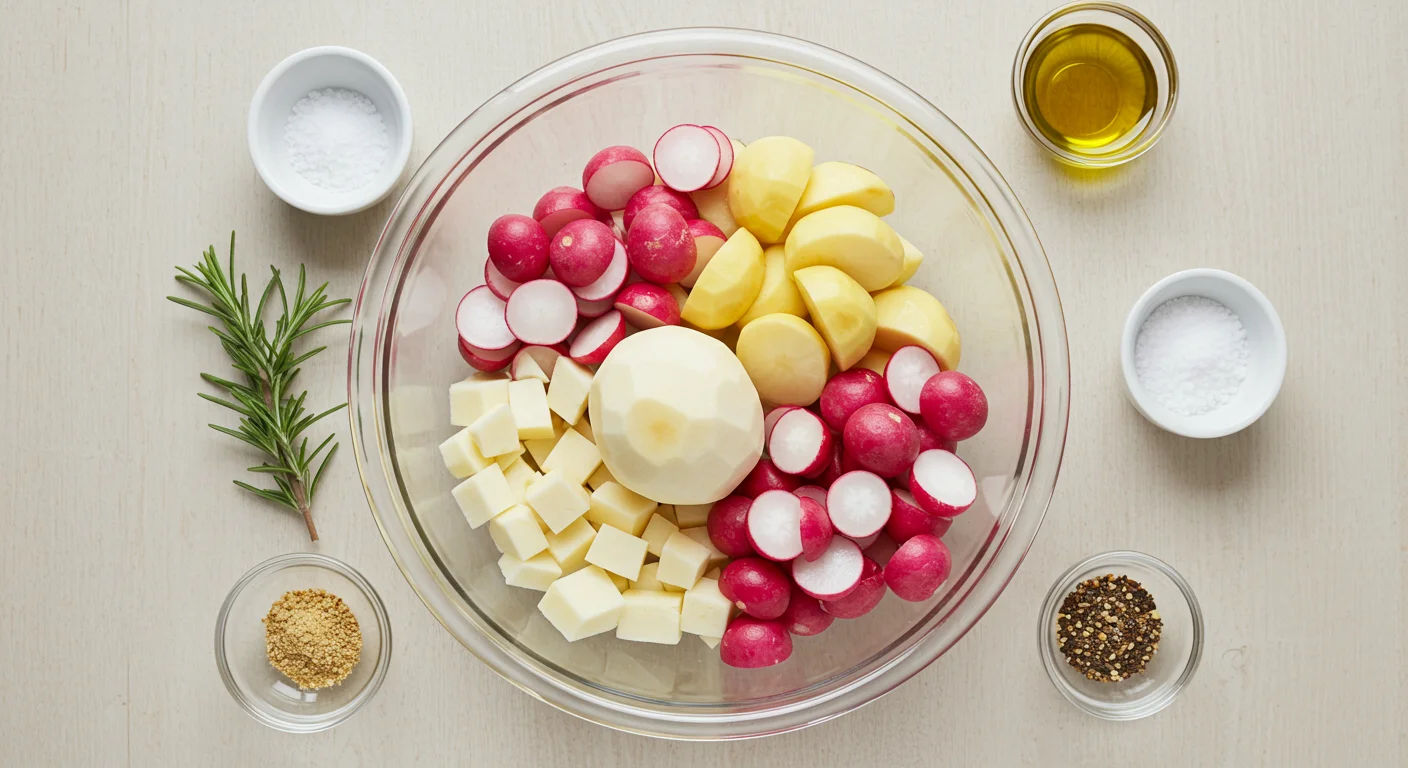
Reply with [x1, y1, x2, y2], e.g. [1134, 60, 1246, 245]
[1134, 296, 1249, 416]
[284, 88, 389, 192]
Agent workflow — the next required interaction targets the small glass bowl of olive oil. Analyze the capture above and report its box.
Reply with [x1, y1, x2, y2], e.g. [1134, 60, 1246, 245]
[1013, 2, 1178, 167]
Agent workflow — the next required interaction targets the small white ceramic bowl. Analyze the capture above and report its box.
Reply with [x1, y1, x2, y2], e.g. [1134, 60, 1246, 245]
[248, 46, 413, 215]
[1121, 269, 1286, 438]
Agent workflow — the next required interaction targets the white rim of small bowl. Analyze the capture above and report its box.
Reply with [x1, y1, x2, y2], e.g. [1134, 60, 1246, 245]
[247, 46, 414, 216]
[1120, 268, 1287, 438]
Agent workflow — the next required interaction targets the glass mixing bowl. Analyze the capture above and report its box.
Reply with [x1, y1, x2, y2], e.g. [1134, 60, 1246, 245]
[349, 28, 1069, 739]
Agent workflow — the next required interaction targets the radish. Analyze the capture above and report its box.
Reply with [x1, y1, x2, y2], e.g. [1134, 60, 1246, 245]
[456, 286, 515, 351]
[920, 371, 989, 442]
[791, 536, 863, 601]
[653, 124, 721, 192]
[518, 344, 567, 379]
[820, 369, 890, 432]
[613, 282, 680, 329]
[862, 532, 899, 567]
[826, 471, 892, 538]
[763, 405, 799, 441]
[736, 458, 800, 498]
[533, 186, 603, 237]
[706, 495, 754, 557]
[883, 534, 951, 602]
[767, 408, 832, 477]
[484, 260, 522, 301]
[916, 422, 957, 454]
[626, 204, 696, 284]
[849, 532, 881, 550]
[486, 214, 550, 282]
[813, 440, 845, 487]
[622, 185, 698, 231]
[504, 279, 576, 345]
[746, 490, 805, 562]
[842, 403, 920, 478]
[581, 146, 654, 211]
[575, 294, 615, 318]
[886, 489, 949, 543]
[779, 585, 833, 636]
[885, 345, 941, 414]
[700, 126, 734, 189]
[510, 347, 549, 382]
[549, 218, 615, 287]
[820, 556, 886, 619]
[571, 240, 629, 302]
[719, 558, 792, 619]
[798, 496, 833, 561]
[720, 617, 792, 669]
[794, 485, 828, 507]
[458, 337, 518, 372]
[681, 219, 727, 287]
[908, 449, 977, 517]
[569, 310, 626, 365]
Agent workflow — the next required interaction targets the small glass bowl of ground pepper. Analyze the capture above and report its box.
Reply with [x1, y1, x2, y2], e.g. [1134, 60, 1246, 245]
[216, 553, 391, 732]
[1038, 551, 1202, 720]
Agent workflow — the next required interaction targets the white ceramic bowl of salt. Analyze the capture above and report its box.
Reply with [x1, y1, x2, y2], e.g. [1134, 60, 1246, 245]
[1121, 269, 1287, 438]
[248, 46, 412, 215]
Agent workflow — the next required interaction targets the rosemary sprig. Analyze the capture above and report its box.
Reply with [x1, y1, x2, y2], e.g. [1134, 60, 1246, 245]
[168, 233, 351, 541]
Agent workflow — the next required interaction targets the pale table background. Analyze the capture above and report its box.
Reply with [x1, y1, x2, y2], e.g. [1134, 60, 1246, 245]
[2, 0, 1403, 765]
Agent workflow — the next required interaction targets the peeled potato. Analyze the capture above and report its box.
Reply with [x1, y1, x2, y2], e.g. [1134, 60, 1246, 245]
[782, 162, 895, 238]
[784, 206, 904, 291]
[792, 265, 877, 371]
[888, 236, 924, 288]
[855, 348, 892, 376]
[683, 319, 741, 351]
[735, 314, 831, 406]
[871, 285, 961, 370]
[727, 136, 814, 244]
[681, 228, 765, 330]
[737, 245, 808, 327]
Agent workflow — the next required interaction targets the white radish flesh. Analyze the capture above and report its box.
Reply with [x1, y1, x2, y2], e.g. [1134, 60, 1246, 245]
[653, 125, 722, 193]
[504, 279, 577, 345]
[701, 126, 734, 189]
[826, 470, 893, 538]
[568, 310, 626, 365]
[767, 408, 832, 477]
[575, 295, 615, 318]
[533, 186, 602, 237]
[908, 449, 977, 517]
[745, 489, 804, 561]
[613, 282, 680, 329]
[820, 556, 886, 618]
[484, 260, 522, 301]
[791, 536, 863, 600]
[763, 406, 799, 442]
[519, 344, 567, 379]
[582, 146, 655, 211]
[794, 485, 827, 507]
[456, 286, 515, 351]
[848, 531, 881, 549]
[571, 240, 629, 301]
[458, 337, 518, 371]
[885, 345, 941, 414]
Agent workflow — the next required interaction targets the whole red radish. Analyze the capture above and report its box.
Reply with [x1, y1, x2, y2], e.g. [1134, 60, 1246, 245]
[706, 495, 754, 557]
[568, 310, 626, 365]
[886, 489, 948, 543]
[681, 219, 727, 287]
[884, 534, 952, 602]
[623, 185, 698, 231]
[791, 537, 863, 601]
[843, 403, 920, 478]
[581, 146, 654, 211]
[626, 204, 697, 284]
[486, 214, 550, 282]
[549, 218, 615, 287]
[736, 458, 800, 498]
[916, 422, 957, 454]
[720, 558, 792, 620]
[613, 282, 680, 328]
[908, 449, 977, 517]
[533, 186, 602, 237]
[458, 337, 518, 372]
[919, 371, 989, 442]
[720, 617, 792, 669]
[798, 496, 833, 561]
[779, 585, 834, 636]
[821, 556, 886, 619]
[820, 369, 890, 432]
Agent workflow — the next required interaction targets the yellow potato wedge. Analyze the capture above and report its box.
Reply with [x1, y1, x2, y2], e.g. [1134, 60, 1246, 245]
[735, 314, 831, 407]
[784, 205, 904, 291]
[855, 348, 892, 376]
[888, 236, 924, 288]
[792, 266, 877, 371]
[727, 137, 814, 244]
[871, 285, 961, 370]
[736, 245, 808, 327]
[782, 161, 895, 238]
[681, 228, 765, 330]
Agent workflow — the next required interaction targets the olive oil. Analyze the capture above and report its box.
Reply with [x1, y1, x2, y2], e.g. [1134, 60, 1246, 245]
[1022, 24, 1157, 153]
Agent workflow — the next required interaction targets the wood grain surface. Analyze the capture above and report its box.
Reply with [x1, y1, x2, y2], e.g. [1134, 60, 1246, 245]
[1, 1, 1403, 765]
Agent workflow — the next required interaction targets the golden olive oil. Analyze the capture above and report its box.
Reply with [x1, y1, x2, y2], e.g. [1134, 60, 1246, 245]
[1022, 24, 1157, 153]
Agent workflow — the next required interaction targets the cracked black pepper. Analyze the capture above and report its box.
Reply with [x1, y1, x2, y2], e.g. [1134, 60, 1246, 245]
[1055, 574, 1161, 683]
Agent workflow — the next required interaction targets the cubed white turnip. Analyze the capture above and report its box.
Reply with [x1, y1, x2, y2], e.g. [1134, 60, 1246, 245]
[622, 185, 698, 231]
[885, 345, 941, 414]
[908, 449, 977, 517]
[653, 124, 722, 193]
[778, 584, 833, 636]
[767, 408, 832, 477]
[842, 403, 920, 478]
[680, 219, 728, 287]
[581, 146, 655, 211]
[533, 186, 603, 237]
[625, 204, 697, 285]
[504, 279, 577, 345]
[790, 536, 863, 601]
[613, 282, 680, 329]
[549, 218, 616, 287]
[883, 534, 951, 602]
[484, 259, 522, 301]
[919, 371, 989, 442]
[735, 458, 801, 498]
[745, 490, 805, 561]
[820, 369, 891, 432]
[820, 556, 886, 618]
[568, 310, 626, 365]
[719, 616, 792, 669]
[826, 470, 892, 538]
[456, 285, 516, 351]
[719, 557, 792, 620]
[705, 495, 754, 557]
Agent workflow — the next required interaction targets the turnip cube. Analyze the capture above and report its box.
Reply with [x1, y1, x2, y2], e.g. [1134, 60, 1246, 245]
[469, 403, 520, 458]
[700, 635, 721, 649]
[586, 482, 657, 536]
[585, 524, 649, 581]
[641, 513, 680, 558]
[488, 504, 550, 560]
[524, 415, 567, 467]
[681, 577, 730, 638]
[616, 589, 684, 645]
[575, 418, 595, 443]
[608, 571, 630, 592]
[525, 470, 591, 533]
[502, 459, 540, 504]
[657, 531, 711, 590]
[438, 428, 492, 478]
[542, 427, 601, 485]
[452, 463, 515, 528]
[586, 463, 616, 490]
[675, 503, 713, 528]
[493, 442, 526, 470]
[450, 375, 509, 426]
[498, 551, 562, 592]
[537, 566, 625, 641]
[656, 504, 678, 525]
[631, 562, 684, 592]
[545, 517, 596, 573]
[508, 379, 555, 441]
[547, 358, 593, 424]
[681, 526, 729, 570]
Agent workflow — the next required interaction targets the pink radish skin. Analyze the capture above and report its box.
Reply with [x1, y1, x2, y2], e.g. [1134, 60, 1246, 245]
[569, 310, 626, 365]
[626, 205, 697, 284]
[549, 219, 616, 288]
[700, 126, 734, 189]
[798, 496, 833, 561]
[746, 490, 805, 562]
[575, 295, 615, 318]
[814, 441, 846, 488]
[862, 532, 900, 568]
[920, 371, 990, 442]
[486, 214, 550, 283]
[826, 471, 893, 538]
[767, 408, 833, 477]
[916, 422, 958, 454]
[505, 279, 577, 345]
[779, 585, 834, 636]
[908, 449, 978, 517]
[518, 344, 567, 379]
[764, 406, 800, 442]
[533, 186, 602, 237]
[736, 458, 801, 498]
[821, 556, 886, 619]
[794, 485, 827, 507]
[720, 617, 792, 669]
[820, 369, 891, 432]
[613, 283, 680, 329]
[456, 286, 516, 351]
[681, 219, 728, 286]
[884, 534, 952, 602]
[719, 558, 792, 620]
[458, 338, 518, 372]
[885, 345, 942, 414]
[653, 124, 722, 192]
[706, 495, 754, 558]
[843, 403, 920, 478]
[572, 241, 629, 301]
[791, 537, 864, 601]
[484, 260, 522, 301]
[886, 489, 950, 543]
[581, 146, 655, 211]
[622, 185, 698, 231]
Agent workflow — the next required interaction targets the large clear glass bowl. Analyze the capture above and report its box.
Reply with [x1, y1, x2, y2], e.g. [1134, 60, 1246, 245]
[349, 28, 1069, 739]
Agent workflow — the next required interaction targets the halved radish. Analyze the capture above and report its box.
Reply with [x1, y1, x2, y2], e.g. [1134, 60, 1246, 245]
[663, 282, 688, 308]
[908, 449, 977, 517]
[571, 240, 629, 302]
[813, 440, 845, 488]
[706, 495, 754, 557]
[884, 534, 951, 602]
[518, 344, 567, 379]
[763, 406, 800, 442]
[581, 146, 654, 211]
[720, 616, 792, 669]
[842, 403, 920, 478]
[779, 584, 834, 636]
[916, 422, 957, 454]
[820, 369, 890, 432]
[794, 485, 828, 507]
[768, 408, 833, 477]
[746, 490, 804, 562]
[820, 556, 886, 619]
[486, 214, 550, 282]
[569, 310, 626, 365]
[613, 282, 680, 329]
[798, 496, 833, 561]
[920, 371, 990, 442]
[653, 124, 721, 192]
[700, 126, 734, 189]
[549, 218, 615, 287]
[720, 557, 792, 620]
[849, 532, 881, 550]
[626, 204, 696, 284]
[456, 286, 515, 351]
[533, 186, 602, 237]
[885, 345, 941, 414]
[510, 347, 549, 382]
[623, 185, 698, 231]
[504, 279, 576, 345]
[736, 458, 801, 498]
[791, 536, 863, 601]
[862, 531, 899, 567]
[575, 295, 615, 318]
[886, 489, 947, 543]
[484, 260, 522, 301]
[680, 219, 727, 287]
[458, 337, 518, 372]
[826, 470, 892, 538]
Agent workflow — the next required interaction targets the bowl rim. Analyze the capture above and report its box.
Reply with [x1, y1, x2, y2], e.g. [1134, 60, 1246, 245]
[214, 552, 394, 733]
[347, 26, 1070, 739]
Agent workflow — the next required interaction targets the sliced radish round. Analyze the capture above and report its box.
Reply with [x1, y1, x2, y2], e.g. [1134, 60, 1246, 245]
[518, 344, 567, 379]
[504, 279, 576, 345]
[653, 124, 722, 193]
[794, 485, 828, 507]
[575, 294, 615, 318]
[768, 409, 833, 477]
[456, 286, 515, 351]
[581, 146, 654, 211]
[745, 489, 804, 562]
[533, 186, 602, 237]
[569, 310, 626, 365]
[820, 556, 886, 618]
[700, 126, 734, 189]
[826, 470, 893, 538]
[458, 337, 518, 371]
[908, 449, 977, 517]
[798, 496, 833, 561]
[613, 282, 679, 329]
[484, 260, 522, 301]
[791, 537, 863, 601]
[623, 185, 698, 231]
[885, 345, 942, 414]
[848, 531, 881, 549]
[764, 406, 800, 442]
[571, 240, 628, 301]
